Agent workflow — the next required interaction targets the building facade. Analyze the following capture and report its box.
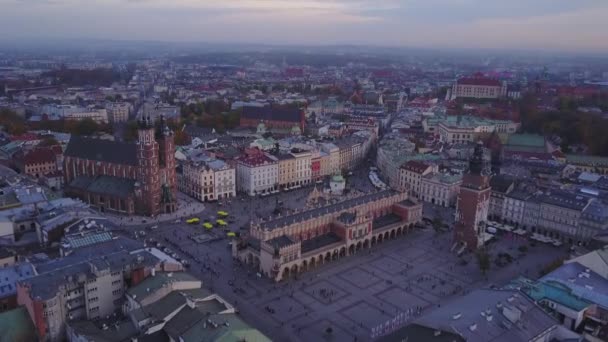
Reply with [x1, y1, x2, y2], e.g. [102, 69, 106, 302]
[453, 143, 491, 251]
[419, 173, 462, 208]
[234, 190, 422, 282]
[64, 109, 108, 124]
[106, 102, 130, 123]
[178, 159, 236, 202]
[451, 73, 507, 99]
[236, 148, 278, 196]
[240, 105, 305, 132]
[399, 161, 435, 197]
[17, 250, 160, 341]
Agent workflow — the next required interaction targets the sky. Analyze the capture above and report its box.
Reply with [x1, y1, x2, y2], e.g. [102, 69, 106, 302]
[1, 0, 607, 52]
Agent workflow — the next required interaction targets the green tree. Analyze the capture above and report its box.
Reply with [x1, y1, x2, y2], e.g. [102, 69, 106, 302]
[72, 118, 99, 136]
[0, 109, 27, 134]
[476, 249, 491, 275]
[432, 217, 443, 234]
[38, 136, 60, 147]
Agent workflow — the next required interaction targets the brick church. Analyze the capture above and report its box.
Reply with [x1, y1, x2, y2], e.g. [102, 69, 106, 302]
[63, 117, 177, 216]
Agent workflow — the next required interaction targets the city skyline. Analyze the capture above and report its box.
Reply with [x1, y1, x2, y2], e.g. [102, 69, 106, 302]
[1, 0, 608, 53]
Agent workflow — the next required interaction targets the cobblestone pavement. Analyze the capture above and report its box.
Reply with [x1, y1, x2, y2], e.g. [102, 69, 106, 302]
[120, 217, 568, 342]
[108, 166, 568, 341]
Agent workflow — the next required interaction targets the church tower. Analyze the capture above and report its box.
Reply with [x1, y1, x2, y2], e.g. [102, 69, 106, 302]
[136, 116, 161, 216]
[156, 115, 177, 213]
[453, 142, 491, 252]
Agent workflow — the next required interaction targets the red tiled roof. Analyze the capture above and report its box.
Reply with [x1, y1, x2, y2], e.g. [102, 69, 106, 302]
[401, 160, 431, 174]
[457, 74, 501, 87]
[23, 148, 56, 165]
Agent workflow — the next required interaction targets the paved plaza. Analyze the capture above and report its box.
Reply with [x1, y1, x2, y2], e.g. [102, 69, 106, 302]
[122, 216, 568, 342]
[107, 171, 569, 342]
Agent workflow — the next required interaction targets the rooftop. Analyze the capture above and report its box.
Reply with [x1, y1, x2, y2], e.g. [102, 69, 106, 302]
[0, 307, 37, 342]
[24, 247, 158, 300]
[242, 105, 302, 123]
[65, 135, 137, 166]
[401, 160, 431, 174]
[257, 190, 399, 230]
[540, 262, 608, 309]
[415, 289, 558, 342]
[378, 323, 465, 342]
[0, 262, 36, 298]
[68, 175, 136, 198]
[373, 213, 403, 230]
[127, 272, 200, 302]
[265, 235, 296, 249]
[506, 134, 546, 148]
[301, 232, 342, 254]
[538, 190, 589, 211]
[566, 154, 608, 167]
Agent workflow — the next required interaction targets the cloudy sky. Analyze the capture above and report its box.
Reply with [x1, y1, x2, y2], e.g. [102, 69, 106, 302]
[1, 0, 607, 52]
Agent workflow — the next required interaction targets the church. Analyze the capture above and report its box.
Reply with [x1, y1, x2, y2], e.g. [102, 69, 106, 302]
[63, 117, 177, 216]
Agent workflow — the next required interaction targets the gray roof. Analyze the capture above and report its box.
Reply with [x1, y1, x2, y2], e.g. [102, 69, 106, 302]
[0, 262, 36, 298]
[241, 105, 302, 123]
[506, 190, 533, 201]
[65, 135, 137, 166]
[259, 190, 398, 230]
[265, 235, 296, 249]
[373, 213, 403, 230]
[301, 232, 341, 254]
[336, 212, 357, 224]
[582, 200, 608, 224]
[416, 289, 558, 342]
[378, 323, 465, 342]
[69, 175, 136, 198]
[541, 262, 608, 309]
[24, 239, 157, 300]
[538, 190, 589, 211]
[490, 175, 515, 194]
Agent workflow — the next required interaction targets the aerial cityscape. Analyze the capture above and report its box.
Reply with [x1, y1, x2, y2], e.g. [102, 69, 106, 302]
[1, 1, 608, 342]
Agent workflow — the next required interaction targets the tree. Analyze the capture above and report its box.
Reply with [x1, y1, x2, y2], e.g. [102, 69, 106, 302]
[432, 217, 443, 234]
[173, 130, 191, 146]
[38, 136, 60, 147]
[325, 326, 333, 335]
[476, 249, 491, 275]
[74, 118, 99, 136]
[0, 109, 27, 135]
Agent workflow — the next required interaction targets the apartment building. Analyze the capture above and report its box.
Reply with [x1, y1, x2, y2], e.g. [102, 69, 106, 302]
[320, 143, 340, 176]
[399, 161, 436, 197]
[436, 115, 519, 144]
[64, 108, 108, 124]
[17, 249, 160, 341]
[179, 159, 236, 202]
[16, 146, 60, 178]
[236, 148, 278, 196]
[277, 150, 312, 189]
[451, 73, 507, 99]
[419, 173, 462, 208]
[488, 175, 515, 221]
[106, 102, 130, 123]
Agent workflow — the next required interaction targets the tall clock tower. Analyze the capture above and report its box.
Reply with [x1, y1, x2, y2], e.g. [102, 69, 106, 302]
[453, 141, 491, 251]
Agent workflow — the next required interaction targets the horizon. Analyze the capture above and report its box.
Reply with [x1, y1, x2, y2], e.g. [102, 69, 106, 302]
[1, 0, 607, 54]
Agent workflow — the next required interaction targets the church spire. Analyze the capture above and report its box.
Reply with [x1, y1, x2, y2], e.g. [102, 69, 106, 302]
[469, 141, 485, 175]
